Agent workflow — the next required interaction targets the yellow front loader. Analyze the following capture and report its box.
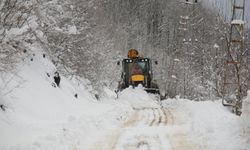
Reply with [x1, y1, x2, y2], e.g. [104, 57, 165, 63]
[117, 49, 160, 94]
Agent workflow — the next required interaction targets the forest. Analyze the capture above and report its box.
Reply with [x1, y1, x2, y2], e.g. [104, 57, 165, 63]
[0, 0, 250, 100]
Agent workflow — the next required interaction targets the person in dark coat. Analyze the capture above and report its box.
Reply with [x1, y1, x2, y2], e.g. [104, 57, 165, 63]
[54, 72, 61, 87]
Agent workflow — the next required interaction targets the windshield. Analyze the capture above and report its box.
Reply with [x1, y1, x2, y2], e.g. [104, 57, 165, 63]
[128, 61, 147, 77]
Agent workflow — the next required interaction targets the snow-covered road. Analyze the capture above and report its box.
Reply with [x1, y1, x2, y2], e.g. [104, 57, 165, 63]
[91, 106, 197, 150]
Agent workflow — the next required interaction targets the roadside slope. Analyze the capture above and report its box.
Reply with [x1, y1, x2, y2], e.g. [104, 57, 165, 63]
[0, 49, 132, 150]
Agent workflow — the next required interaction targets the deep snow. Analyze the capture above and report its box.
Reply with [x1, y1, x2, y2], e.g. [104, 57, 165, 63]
[0, 48, 250, 149]
[0, 49, 132, 150]
[162, 99, 250, 150]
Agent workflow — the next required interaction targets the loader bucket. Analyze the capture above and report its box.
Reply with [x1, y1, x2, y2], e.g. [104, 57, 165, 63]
[145, 88, 160, 94]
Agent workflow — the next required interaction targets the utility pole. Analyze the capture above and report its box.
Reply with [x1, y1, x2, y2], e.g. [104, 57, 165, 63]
[223, 0, 245, 116]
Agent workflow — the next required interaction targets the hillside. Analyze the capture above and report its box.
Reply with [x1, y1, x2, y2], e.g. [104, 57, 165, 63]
[0, 49, 132, 149]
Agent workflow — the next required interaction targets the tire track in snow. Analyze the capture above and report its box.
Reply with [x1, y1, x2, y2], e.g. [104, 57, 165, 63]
[90, 106, 197, 150]
[157, 109, 162, 125]
[110, 107, 172, 150]
[161, 108, 174, 125]
[149, 108, 157, 126]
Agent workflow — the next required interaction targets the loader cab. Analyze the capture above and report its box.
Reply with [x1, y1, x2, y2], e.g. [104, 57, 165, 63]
[121, 58, 153, 88]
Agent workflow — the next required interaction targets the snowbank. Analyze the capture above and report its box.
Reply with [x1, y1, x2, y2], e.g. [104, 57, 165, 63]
[162, 98, 249, 150]
[0, 48, 132, 150]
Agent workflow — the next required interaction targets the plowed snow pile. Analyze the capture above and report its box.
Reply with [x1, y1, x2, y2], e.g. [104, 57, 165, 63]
[118, 86, 159, 109]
